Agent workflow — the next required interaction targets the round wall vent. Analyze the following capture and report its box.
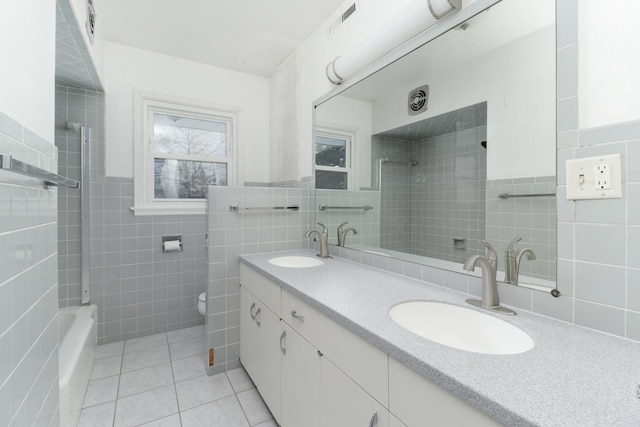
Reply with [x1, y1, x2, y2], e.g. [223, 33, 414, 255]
[408, 85, 429, 116]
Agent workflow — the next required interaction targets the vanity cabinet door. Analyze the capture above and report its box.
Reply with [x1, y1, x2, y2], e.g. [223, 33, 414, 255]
[320, 356, 389, 427]
[389, 357, 501, 427]
[240, 286, 282, 422]
[282, 289, 389, 406]
[390, 414, 408, 427]
[280, 322, 321, 427]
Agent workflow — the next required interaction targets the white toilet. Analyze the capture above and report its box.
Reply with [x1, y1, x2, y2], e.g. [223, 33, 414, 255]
[197, 292, 206, 316]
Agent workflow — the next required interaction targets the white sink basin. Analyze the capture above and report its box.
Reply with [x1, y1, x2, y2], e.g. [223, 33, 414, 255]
[268, 256, 325, 268]
[389, 301, 534, 355]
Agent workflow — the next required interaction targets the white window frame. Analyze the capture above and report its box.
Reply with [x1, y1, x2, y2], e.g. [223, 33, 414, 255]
[314, 127, 356, 190]
[132, 90, 238, 215]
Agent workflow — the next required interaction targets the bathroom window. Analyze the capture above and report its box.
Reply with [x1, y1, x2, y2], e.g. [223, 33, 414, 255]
[133, 91, 237, 215]
[315, 130, 353, 190]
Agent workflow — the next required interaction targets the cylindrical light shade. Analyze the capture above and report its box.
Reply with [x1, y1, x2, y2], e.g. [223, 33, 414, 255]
[326, 0, 461, 85]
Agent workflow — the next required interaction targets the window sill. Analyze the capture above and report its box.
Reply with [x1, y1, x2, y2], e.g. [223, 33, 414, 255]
[130, 204, 206, 216]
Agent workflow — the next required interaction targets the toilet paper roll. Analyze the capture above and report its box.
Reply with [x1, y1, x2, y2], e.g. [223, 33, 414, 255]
[163, 240, 181, 252]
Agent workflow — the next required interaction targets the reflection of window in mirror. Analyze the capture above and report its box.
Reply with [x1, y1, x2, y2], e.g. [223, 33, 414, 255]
[315, 129, 354, 190]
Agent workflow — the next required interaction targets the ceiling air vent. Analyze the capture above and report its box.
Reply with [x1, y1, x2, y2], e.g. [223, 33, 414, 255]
[408, 85, 429, 116]
[86, 0, 96, 44]
[329, 2, 358, 34]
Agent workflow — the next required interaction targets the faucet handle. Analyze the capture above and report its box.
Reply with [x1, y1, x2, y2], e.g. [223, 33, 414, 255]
[337, 221, 349, 231]
[480, 240, 497, 270]
[506, 236, 523, 255]
[317, 222, 328, 237]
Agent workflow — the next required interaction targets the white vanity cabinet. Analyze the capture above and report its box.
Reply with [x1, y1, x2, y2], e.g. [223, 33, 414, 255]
[320, 356, 390, 427]
[239, 286, 282, 421]
[389, 357, 501, 427]
[390, 414, 408, 427]
[240, 263, 501, 427]
[280, 322, 321, 427]
[239, 273, 282, 421]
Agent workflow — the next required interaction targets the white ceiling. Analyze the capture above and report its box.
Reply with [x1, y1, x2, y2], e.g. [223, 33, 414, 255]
[100, 0, 347, 77]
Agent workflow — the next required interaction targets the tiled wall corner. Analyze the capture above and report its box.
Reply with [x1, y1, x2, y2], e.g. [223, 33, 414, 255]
[205, 186, 312, 374]
[91, 197, 207, 344]
[0, 111, 60, 426]
[410, 125, 487, 263]
[55, 86, 207, 344]
[55, 85, 103, 308]
[56, 0, 102, 90]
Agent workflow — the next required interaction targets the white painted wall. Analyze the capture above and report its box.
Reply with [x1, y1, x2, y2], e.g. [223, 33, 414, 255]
[270, 54, 300, 182]
[578, 0, 640, 128]
[372, 26, 555, 180]
[104, 42, 271, 182]
[274, 0, 439, 180]
[0, 0, 55, 141]
[69, 0, 106, 85]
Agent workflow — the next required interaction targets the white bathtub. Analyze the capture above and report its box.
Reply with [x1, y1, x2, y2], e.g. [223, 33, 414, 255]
[58, 305, 97, 427]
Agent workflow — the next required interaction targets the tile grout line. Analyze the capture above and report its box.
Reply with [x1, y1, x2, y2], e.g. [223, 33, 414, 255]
[111, 342, 125, 427]
[84, 327, 273, 426]
[167, 332, 185, 427]
[230, 388, 254, 427]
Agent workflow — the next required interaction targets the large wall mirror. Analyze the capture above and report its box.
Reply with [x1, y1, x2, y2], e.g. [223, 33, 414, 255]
[314, 0, 557, 291]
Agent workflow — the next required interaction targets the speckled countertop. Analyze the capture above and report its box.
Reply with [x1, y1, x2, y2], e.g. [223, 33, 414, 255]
[240, 250, 640, 427]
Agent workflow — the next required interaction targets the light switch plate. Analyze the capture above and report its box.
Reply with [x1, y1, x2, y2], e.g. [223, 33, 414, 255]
[566, 154, 622, 200]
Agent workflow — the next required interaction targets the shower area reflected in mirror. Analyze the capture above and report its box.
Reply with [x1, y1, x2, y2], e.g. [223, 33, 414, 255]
[372, 102, 487, 264]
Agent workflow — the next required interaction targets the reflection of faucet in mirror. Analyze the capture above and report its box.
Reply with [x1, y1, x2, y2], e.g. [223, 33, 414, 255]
[513, 249, 537, 287]
[305, 222, 330, 258]
[504, 236, 523, 284]
[504, 236, 537, 286]
[337, 222, 357, 247]
[463, 240, 516, 316]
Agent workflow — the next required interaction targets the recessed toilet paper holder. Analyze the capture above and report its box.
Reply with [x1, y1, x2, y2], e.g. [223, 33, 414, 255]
[162, 234, 183, 253]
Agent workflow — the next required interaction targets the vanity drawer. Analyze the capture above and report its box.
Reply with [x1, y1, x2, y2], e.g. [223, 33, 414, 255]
[282, 290, 326, 346]
[282, 290, 389, 407]
[240, 263, 281, 316]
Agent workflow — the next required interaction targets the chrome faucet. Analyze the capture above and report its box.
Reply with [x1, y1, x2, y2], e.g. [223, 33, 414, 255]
[337, 222, 357, 247]
[305, 222, 330, 258]
[463, 240, 516, 315]
[512, 248, 536, 286]
[504, 236, 522, 284]
[504, 236, 537, 286]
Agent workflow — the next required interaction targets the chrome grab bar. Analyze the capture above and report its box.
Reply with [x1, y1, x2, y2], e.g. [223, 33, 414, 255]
[0, 154, 79, 189]
[229, 204, 299, 212]
[498, 192, 555, 199]
[318, 205, 373, 211]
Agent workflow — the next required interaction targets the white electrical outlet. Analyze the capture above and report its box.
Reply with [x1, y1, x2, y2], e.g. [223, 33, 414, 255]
[566, 154, 622, 200]
[594, 163, 611, 189]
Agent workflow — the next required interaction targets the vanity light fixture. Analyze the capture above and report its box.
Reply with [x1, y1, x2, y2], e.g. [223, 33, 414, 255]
[325, 0, 461, 85]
